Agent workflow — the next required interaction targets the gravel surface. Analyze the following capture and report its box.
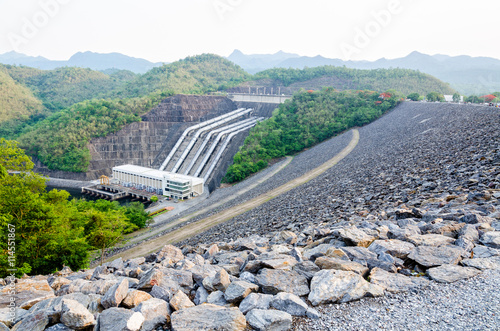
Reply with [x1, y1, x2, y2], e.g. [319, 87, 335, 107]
[294, 269, 500, 331]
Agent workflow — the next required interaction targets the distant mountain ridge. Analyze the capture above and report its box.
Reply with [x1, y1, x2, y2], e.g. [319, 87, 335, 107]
[227, 50, 500, 94]
[0, 51, 164, 74]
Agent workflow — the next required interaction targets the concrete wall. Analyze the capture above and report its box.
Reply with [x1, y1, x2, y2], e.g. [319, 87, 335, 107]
[229, 94, 292, 104]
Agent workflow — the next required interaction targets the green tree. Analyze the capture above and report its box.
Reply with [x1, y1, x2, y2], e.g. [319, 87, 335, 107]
[124, 202, 153, 229]
[407, 93, 420, 101]
[426, 92, 444, 102]
[452, 93, 461, 103]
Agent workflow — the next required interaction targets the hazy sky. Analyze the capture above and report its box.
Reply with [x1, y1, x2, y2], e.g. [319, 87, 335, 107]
[0, 0, 498, 62]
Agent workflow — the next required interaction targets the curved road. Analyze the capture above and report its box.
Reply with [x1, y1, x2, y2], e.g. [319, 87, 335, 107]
[106, 129, 359, 261]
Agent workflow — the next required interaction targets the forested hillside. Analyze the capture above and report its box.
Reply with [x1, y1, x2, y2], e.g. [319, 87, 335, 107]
[252, 66, 456, 96]
[224, 88, 401, 182]
[0, 65, 44, 122]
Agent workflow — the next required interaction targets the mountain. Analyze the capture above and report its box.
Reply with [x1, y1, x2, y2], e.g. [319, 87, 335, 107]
[0, 51, 163, 74]
[227, 50, 500, 94]
[227, 49, 300, 74]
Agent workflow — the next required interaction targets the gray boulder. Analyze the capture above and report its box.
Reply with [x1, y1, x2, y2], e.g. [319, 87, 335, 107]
[0, 279, 55, 309]
[461, 256, 500, 270]
[224, 280, 259, 303]
[369, 268, 429, 293]
[340, 247, 378, 265]
[97, 307, 145, 331]
[308, 269, 383, 306]
[238, 293, 274, 314]
[480, 232, 500, 248]
[406, 234, 455, 246]
[122, 290, 152, 308]
[11, 311, 48, 331]
[207, 290, 230, 307]
[60, 299, 95, 330]
[132, 298, 171, 331]
[156, 244, 185, 263]
[170, 304, 246, 331]
[368, 239, 415, 259]
[271, 292, 309, 316]
[336, 227, 376, 247]
[246, 309, 292, 331]
[408, 245, 464, 267]
[255, 269, 309, 296]
[101, 278, 129, 309]
[194, 286, 209, 305]
[314, 256, 369, 276]
[426, 264, 481, 283]
[0, 307, 28, 327]
[292, 261, 321, 281]
[169, 290, 195, 311]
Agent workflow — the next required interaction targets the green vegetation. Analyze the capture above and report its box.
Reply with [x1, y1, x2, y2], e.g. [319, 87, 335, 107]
[223, 89, 401, 183]
[254, 66, 456, 96]
[0, 66, 44, 123]
[0, 139, 153, 276]
[407, 92, 420, 101]
[114, 54, 250, 98]
[426, 91, 445, 102]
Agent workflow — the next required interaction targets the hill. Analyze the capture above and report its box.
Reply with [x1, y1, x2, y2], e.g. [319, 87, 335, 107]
[0, 65, 44, 123]
[227, 50, 500, 94]
[230, 66, 455, 96]
[115, 54, 250, 98]
[0, 51, 163, 74]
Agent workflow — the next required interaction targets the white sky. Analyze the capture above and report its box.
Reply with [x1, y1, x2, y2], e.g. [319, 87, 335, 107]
[0, 0, 498, 63]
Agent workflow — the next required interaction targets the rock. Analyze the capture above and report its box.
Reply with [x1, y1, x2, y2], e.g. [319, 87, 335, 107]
[60, 299, 95, 330]
[246, 309, 292, 331]
[368, 239, 415, 259]
[308, 270, 383, 306]
[132, 298, 171, 331]
[387, 225, 421, 240]
[302, 244, 334, 261]
[45, 324, 73, 331]
[101, 278, 129, 309]
[289, 247, 303, 262]
[426, 264, 481, 283]
[50, 277, 72, 292]
[97, 307, 145, 331]
[340, 247, 378, 265]
[224, 280, 259, 303]
[190, 264, 221, 287]
[368, 268, 429, 293]
[150, 285, 171, 301]
[395, 208, 422, 219]
[162, 268, 194, 289]
[472, 245, 500, 258]
[325, 247, 350, 260]
[480, 231, 500, 248]
[169, 290, 195, 311]
[255, 269, 309, 296]
[156, 244, 185, 263]
[314, 256, 369, 276]
[207, 290, 229, 306]
[337, 227, 376, 247]
[271, 292, 309, 316]
[292, 261, 321, 281]
[459, 213, 494, 225]
[122, 290, 152, 308]
[408, 245, 464, 267]
[238, 293, 273, 314]
[0, 279, 55, 309]
[170, 304, 246, 331]
[272, 230, 298, 245]
[108, 257, 124, 270]
[0, 308, 27, 327]
[136, 268, 164, 290]
[11, 310, 48, 331]
[461, 256, 500, 270]
[260, 255, 298, 270]
[204, 244, 219, 258]
[194, 286, 209, 305]
[406, 234, 455, 246]
[212, 268, 231, 291]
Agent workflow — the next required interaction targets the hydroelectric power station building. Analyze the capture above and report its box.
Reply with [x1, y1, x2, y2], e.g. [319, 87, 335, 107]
[111, 164, 204, 200]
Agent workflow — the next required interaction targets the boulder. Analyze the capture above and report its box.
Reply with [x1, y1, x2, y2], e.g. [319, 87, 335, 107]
[97, 307, 144, 331]
[150, 285, 171, 301]
[308, 269, 383, 306]
[169, 290, 195, 311]
[162, 268, 194, 289]
[260, 255, 298, 270]
[224, 280, 259, 303]
[136, 268, 164, 290]
[194, 286, 209, 305]
[101, 278, 129, 309]
[190, 264, 221, 287]
[212, 268, 231, 292]
[459, 213, 494, 225]
[132, 298, 171, 331]
[108, 257, 124, 270]
[368, 239, 415, 259]
[271, 292, 309, 316]
[60, 299, 95, 330]
[369, 268, 429, 293]
[292, 261, 321, 281]
[170, 304, 246, 331]
[480, 232, 500, 248]
[461, 256, 500, 270]
[238, 293, 273, 314]
[426, 264, 481, 283]
[156, 244, 185, 263]
[255, 269, 309, 296]
[472, 245, 500, 258]
[246, 309, 292, 331]
[207, 291, 229, 307]
[0, 279, 55, 309]
[406, 234, 455, 246]
[302, 244, 334, 260]
[45, 324, 72, 331]
[340, 247, 378, 265]
[314, 257, 369, 276]
[0, 308, 28, 327]
[122, 290, 152, 308]
[325, 247, 350, 260]
[337, 227, 376, 247]
[11, 310, 49, 331]
[408, 245, 464, 267]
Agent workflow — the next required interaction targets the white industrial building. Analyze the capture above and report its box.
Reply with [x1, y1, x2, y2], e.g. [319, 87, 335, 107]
[112, 164, 204, 199]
